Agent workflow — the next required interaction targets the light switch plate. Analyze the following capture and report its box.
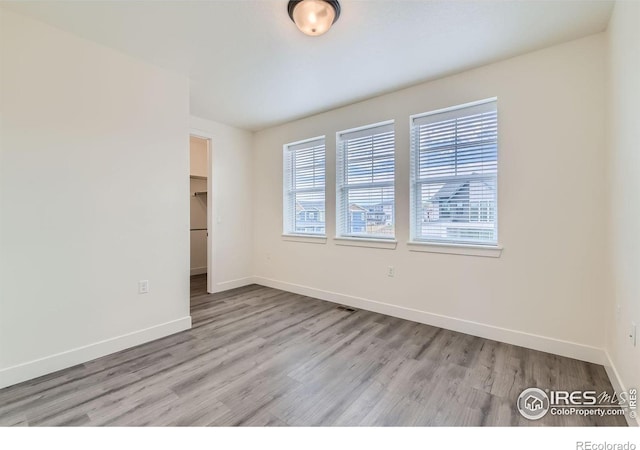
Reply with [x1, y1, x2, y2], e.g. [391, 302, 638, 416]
[138, 280, 149, 294]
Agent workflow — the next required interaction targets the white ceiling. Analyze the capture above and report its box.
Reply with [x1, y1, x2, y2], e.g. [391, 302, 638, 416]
[3, 1, 613, 131]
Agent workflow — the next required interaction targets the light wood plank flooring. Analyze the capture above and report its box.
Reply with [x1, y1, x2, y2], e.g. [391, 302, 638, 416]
[0, 275, 626, 426]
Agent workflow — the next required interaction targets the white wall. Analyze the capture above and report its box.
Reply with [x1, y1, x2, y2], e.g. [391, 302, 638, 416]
[605, 0, 640, 425]
[0, 9, 191, 388]
[190, 116, 253, 293]
[253, 34, 608, 363]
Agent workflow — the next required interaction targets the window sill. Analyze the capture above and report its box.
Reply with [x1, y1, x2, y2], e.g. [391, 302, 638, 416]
[407, 241, 503, 258]
[334, 237, 398, 250]
[281, 234, 327, 244]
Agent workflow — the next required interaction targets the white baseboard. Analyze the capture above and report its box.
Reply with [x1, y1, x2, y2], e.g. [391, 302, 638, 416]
[190, 267, 207, 276]
[253, 276, 606, 366]
[213, 276, 254, 293]
[604, 351, 639, 427]
[0, 316, 192, 390]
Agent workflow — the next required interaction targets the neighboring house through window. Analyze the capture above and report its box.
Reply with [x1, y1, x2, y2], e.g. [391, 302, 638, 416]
[410, 99, 498, 245]
[283, 136, 326, 236]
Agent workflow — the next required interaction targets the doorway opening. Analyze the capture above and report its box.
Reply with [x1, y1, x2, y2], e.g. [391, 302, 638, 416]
[189, 134, 211, 300]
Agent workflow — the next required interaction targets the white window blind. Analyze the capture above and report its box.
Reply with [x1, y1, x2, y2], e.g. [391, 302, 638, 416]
[337, 122, 395, 239]
[283, 137, 326, 236]
[410, 99, 498, 245]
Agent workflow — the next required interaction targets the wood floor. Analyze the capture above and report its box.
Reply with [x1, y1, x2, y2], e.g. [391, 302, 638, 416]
[0, 275, 626, 426]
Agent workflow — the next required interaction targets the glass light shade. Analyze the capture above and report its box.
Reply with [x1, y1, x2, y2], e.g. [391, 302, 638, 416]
[292, 0, 336, 36]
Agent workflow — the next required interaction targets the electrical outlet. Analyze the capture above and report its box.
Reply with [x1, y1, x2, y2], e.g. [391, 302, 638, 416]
[387, 266, 395, 277]
[138, 280, 149, 294]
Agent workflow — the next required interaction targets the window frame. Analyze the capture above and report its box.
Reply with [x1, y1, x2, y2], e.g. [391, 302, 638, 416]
[336, 120, 396, 241]
[282, 136, 327, 238]
[409, 98, 500, 251]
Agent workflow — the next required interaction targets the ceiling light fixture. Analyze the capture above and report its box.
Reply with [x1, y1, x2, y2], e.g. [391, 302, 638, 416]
[287, 0, 341, 37]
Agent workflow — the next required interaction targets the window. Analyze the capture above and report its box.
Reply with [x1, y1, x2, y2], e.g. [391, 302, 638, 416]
[337, 122, 395, 239]
[410, 99, 498, 246]
[283, 137, 326, 236]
